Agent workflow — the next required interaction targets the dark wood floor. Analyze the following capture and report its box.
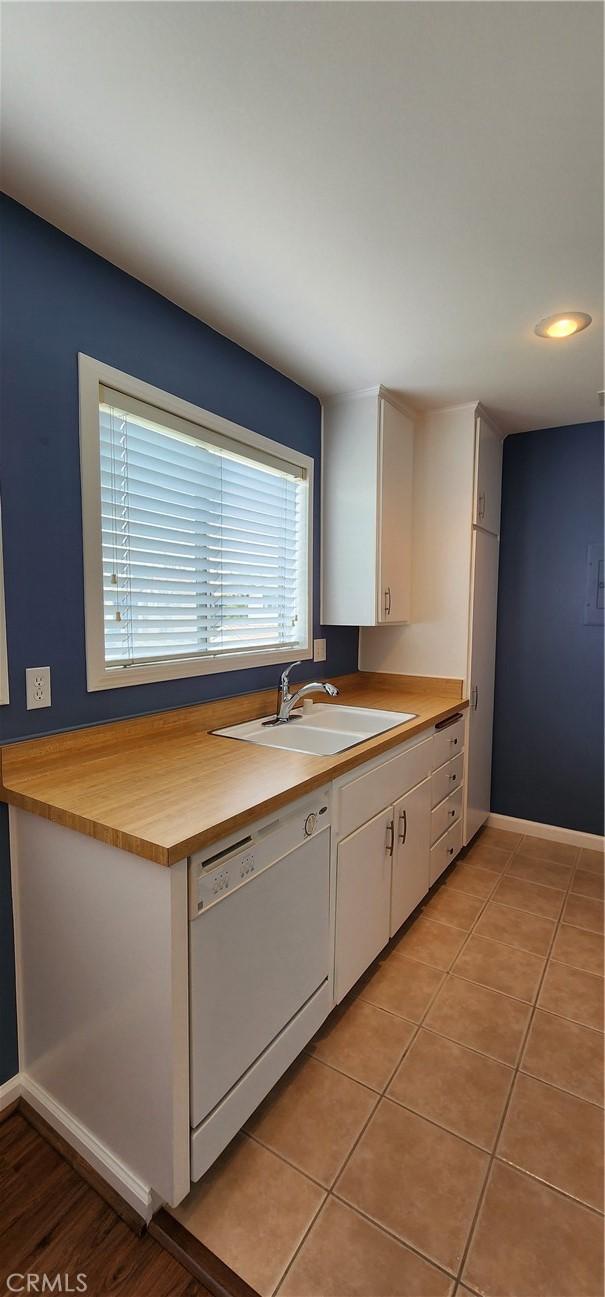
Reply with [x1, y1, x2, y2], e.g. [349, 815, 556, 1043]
[0, 1112, 208, 1297]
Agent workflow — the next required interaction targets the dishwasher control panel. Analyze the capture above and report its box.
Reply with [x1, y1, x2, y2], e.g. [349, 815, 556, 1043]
[189, 789, 330, 916]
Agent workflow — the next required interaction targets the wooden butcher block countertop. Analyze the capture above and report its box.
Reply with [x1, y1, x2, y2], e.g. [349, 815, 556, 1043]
[0, 672, 467, 865]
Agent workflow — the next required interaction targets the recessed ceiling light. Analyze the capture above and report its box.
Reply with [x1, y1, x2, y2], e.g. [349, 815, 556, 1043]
[534, 312, 592, 339]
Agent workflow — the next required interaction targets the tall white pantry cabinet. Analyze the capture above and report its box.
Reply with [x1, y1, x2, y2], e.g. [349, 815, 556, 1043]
[323, 394, 504, 844]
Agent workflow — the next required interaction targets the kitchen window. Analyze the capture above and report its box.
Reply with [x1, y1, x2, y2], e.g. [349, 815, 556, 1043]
[79, 355, 313, 690]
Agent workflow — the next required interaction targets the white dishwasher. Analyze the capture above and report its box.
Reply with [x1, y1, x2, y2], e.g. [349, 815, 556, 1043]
[188, 788, 332, 1181]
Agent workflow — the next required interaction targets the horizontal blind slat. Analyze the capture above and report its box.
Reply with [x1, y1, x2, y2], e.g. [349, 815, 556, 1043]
[100, 395, 308, 666]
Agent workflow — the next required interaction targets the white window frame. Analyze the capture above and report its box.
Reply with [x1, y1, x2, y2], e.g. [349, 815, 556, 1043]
[0, 499, 8, 705]
[79, 354, 314, 692]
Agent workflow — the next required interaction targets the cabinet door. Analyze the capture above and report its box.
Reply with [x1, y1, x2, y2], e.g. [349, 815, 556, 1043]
[474, 415, 503, 535]
[378, 399, 414, 624]
[335, 807, 393, 1003]
[390, 778, 431, 937]
[465, 528, 500, 842]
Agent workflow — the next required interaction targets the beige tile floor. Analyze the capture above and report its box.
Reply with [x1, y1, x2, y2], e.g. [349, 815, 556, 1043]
[172, 828, 605, 1297]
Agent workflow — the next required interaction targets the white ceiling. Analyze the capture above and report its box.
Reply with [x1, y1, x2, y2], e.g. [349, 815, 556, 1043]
[2, 1, 603, 432]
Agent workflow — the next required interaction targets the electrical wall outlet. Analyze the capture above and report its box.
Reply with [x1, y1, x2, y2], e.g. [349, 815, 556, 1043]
[313, 638, 327, 663]
[26, 666, 52, 710]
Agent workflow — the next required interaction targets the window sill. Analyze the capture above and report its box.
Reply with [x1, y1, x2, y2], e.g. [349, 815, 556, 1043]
[86, 645, 313, 691]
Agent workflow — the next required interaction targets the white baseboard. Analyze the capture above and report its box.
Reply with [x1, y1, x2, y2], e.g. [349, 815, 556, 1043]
[0, 1073, 22, 1112]
[487, 813, 604, 852]
[19, 1074, 154, 1221]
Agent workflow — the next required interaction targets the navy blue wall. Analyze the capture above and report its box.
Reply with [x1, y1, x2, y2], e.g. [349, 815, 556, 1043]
[0, 805, 18, 1084]
[0, 195, 358, 1080]
[0, 195, 358, 743]
[492, 421, 604, 835]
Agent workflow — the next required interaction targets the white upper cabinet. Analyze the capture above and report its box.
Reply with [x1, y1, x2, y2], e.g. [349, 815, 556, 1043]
[474, 413, 503, 535]
[322, 387, 414, 626]
[378, 398, 414, 624]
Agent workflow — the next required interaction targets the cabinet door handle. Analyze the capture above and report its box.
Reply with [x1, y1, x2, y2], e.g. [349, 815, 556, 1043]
[398, 809, 407, 844]
[471, 685, 479, 711]
[478, 491, 486, 521]
[384, 586, 392, 617]
[386, 820, 394, 856]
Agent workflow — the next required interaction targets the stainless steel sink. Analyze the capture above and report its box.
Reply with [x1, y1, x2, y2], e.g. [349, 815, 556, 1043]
[213, 703, 417, 755]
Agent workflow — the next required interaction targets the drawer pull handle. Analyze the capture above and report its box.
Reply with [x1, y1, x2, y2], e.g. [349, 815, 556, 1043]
[386, 820, 395, 857]
[448, 846, 455, 856]
[398, 809, 407, 845]
[450, 773, 457, 783]
[451, 737, 458, 746]
[449, 809, 456, 818]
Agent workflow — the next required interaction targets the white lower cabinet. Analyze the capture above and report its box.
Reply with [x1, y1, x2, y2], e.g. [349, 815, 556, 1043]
[431, 784, 463, 845]
[431, 751, 464, 807]
[333, 719, 466, 1003]
[430, 818, 464, 886]
[432, 714, 465, 770]
[334, 807, 393, 1002]
[390, 778, 431, 937]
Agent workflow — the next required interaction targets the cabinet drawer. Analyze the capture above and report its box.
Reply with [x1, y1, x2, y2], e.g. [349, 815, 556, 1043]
[431, 784, 463, 845]
[430, 819, 463, 886]
[431, 752, 464, 808]
[338, 737, 432, 840]
[432, 716, 465, 771]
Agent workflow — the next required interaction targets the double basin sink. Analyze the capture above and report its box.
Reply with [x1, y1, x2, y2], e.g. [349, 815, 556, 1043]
[214, 703, 417, 756]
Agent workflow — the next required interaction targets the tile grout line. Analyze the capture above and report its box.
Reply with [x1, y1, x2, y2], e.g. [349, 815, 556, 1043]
[270, 1187, 327, 1297]
[453, 835, 584, 1287]
[274, 838, 522, 1293]
[271, 962, 436, 1291]
[433, 834, 536, 1284]
[321, 841, 522, 1286]
[328, 1190, 460, 1287]
[180, 833, 602, 1297]
[264, 834, 598, 1294]
[505, 1058, 605, 1112]
[272, 858, 482, 1293]
[378, 1087, 511, 1157]
[421, 977, 604, 1051]
[270, 1036, 416, 1295]
[488, 1154, 605, 1219]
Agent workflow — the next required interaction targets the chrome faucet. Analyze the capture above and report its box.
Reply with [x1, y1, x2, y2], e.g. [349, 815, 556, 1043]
[270, 660, 339, 724]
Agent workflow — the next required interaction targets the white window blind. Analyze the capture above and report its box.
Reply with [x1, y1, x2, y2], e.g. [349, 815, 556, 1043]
[99, 386, 309, 670]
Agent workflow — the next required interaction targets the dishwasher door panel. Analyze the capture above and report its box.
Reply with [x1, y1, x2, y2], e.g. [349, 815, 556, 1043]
[189, 829, 330, 1128]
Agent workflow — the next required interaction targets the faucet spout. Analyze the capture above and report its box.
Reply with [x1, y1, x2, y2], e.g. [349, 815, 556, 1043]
[268, 661, 340, 724]
[292, 681, 339, 706]
[280, 680, 339, 721]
